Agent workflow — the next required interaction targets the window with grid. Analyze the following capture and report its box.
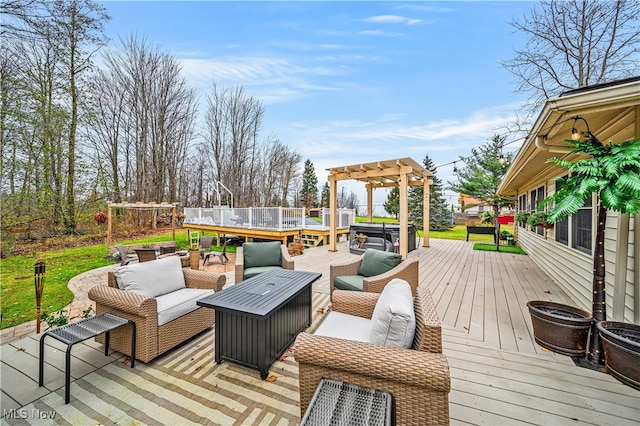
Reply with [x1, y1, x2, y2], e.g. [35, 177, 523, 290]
[572, 195, 593, 254]
[518, 194, 527, 227]
[530, 186, 545, 235]
[554, 177, 569, 245]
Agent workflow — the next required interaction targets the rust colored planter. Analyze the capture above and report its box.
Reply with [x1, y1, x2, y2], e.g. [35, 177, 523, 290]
[596, 321, 640, 390]
[189, 251, 200, 270]
[527, 300, 593, 357]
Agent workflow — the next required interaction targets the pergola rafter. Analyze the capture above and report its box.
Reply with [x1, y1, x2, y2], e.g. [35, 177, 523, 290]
[326, 157, 432, 258]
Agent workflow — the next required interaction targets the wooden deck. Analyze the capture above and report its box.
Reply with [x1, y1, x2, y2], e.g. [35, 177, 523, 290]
[291, 239, 639, 425]
[2, 239, 638, 424]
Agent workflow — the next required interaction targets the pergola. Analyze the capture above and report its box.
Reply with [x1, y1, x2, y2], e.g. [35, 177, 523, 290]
[106, 202, 179, 251]
[326, 157, 433, 258]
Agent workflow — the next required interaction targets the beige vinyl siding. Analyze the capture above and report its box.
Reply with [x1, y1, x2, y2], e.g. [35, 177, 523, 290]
[606, 213, 637, 323]
[518, 230, 592, 312]
[516, 180, 637, 324]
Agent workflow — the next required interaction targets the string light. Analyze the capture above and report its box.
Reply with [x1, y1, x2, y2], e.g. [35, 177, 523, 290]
[571, 116, 591, 140]
[434, 116, 582, 171]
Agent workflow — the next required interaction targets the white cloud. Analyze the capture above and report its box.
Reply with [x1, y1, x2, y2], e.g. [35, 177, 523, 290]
[178, 56, 348, 103]
[362, 15, 423, 25]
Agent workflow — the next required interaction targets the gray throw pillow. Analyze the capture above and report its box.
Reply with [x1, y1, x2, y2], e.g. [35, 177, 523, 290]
[369, 278, 416, 348]
[114, 255, 186, 298]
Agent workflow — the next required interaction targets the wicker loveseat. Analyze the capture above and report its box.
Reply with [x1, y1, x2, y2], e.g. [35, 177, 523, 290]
[294, 284, 449, 425]
[330, 249, 419, 300]
[89, 256, 226, 363]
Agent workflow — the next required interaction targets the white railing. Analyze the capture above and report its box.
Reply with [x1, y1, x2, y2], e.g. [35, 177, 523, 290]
[184, 207, 355, 231]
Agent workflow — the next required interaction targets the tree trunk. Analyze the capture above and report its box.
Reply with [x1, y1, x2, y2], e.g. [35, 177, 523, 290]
[588, 202, 607, 364]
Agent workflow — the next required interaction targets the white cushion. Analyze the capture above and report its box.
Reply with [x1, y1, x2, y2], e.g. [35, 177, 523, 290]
[369, 278, 415, 349]
[113, 256, 186, 298]
[156, 288, 214, 326]
[314, 311, 371, 343]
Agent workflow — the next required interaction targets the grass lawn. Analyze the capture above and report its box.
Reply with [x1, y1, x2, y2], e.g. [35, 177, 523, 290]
[473, 243, 527, 255]
[0, 230, 235, 329]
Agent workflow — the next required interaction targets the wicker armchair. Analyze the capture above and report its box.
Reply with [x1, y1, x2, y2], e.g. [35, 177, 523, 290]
[294, 286, 448, 425]
[88, 268, 226, 363]
[235, 242, 294, 284]
[329, 255, 419, 300]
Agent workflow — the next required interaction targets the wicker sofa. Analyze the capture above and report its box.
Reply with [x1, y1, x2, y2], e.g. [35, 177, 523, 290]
[88, 256, 226, 363]
[294, 284, 449, 425]
[329, 249, 419, 300]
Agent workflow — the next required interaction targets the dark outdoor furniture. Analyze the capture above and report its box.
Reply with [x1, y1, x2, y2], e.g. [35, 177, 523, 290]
[197, 269, 321, 379]
[159, 244, 176, 255]
[134, 248, 157, 263]
[300, 378, 395, 426]
[39, 313, 135, 404]
[349, 223, 417, 255]
[466, 225, 497, 244]
[203, 239, 230, 265]
[200, 236, 214, 259]
[115, 244, 136, 266]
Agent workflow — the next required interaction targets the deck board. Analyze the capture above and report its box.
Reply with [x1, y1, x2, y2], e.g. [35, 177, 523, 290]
[407, 239, 639, 425]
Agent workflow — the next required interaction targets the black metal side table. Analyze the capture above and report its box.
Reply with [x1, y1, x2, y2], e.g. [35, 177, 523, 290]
[39, 313, 136, 404]
[301, 378, 395, 426]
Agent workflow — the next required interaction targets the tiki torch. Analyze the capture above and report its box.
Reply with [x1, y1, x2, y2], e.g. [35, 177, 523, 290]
[34, 260, 45, 333]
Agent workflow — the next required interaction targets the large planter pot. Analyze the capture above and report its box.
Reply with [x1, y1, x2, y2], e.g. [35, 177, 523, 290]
[189, 250, 200, 270]
[527, 300, 593, 356]
[596, 321, 640, 390]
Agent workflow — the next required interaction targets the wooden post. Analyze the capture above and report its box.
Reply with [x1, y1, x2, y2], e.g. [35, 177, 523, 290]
[399, 169, 409, 259]
[366, 182, 373, 222]
[34, 260, 45, 333]
[172, 204, 177, 242]
[106, 204, 112, 256]
[423, 178, 432, 248]
[328, 174, 338, 252]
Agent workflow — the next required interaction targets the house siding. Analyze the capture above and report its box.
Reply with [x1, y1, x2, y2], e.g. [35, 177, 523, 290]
[515, 182, 637, 324]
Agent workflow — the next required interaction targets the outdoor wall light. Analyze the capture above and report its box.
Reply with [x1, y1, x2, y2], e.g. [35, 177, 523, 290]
[571, 116, 591, 140]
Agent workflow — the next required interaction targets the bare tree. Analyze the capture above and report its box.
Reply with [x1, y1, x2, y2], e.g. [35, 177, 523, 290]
[45, 0, 110, 230]
[0, 0, 49, 40]
[203, 83, 261, 206]
[503, 0, 640, 112]
[88, 34, 198, 204]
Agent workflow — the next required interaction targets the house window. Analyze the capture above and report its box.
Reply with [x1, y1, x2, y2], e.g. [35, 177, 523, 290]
[530, 186, 545, 235]
[572, 195, 592, 254]
[555, 178, 569, 245]
[518, 194, 527, 227]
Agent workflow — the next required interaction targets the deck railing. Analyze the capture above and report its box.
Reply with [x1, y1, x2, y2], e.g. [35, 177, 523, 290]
[184, 207, 355, 231]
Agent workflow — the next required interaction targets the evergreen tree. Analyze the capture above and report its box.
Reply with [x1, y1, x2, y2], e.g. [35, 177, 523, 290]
[448, 134, 515, 246]
[409, 154, 453, 231]
[320, 182, 330, 207]
[300, 159, 319, 208]
[383, 187, 400, 219]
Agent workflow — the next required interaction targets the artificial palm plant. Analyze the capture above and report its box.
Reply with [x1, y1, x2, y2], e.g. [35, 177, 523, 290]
[542, 135, 640, 364]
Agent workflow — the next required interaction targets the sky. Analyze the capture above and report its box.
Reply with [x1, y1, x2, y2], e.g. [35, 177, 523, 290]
[98, 0, 535, 213]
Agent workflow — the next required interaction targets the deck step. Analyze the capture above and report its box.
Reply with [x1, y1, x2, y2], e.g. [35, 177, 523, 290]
[300, 234, 323, 248]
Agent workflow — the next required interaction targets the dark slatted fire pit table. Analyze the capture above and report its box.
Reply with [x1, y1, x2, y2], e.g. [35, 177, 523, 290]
[197, 269, 321, 379]
[39, 313, 136, 404]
